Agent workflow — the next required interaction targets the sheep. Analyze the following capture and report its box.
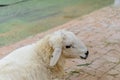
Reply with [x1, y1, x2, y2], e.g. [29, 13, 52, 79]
[0, 30, 89, 80]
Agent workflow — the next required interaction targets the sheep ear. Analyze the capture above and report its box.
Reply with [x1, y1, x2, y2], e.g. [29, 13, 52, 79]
[50, 48, 62, 67]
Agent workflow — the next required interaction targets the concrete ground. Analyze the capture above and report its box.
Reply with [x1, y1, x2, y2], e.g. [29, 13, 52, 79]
[0, 6, 120, 80]
[65, 7, 120, 80]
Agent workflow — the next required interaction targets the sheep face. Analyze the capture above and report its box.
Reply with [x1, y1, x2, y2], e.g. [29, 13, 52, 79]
[49, 30, 89, 67]
[62, 31, 88, 59]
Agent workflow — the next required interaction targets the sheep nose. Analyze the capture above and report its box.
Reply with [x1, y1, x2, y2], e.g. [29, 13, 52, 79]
[80, 51, 89, 59]
[85, 51, 89, 56]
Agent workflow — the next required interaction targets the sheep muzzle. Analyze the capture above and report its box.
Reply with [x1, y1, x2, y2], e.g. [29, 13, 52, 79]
[80, 51, 89, 59]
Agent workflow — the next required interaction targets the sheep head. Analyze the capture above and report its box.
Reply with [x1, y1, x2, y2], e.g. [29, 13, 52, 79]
[49, 30, 89, 67]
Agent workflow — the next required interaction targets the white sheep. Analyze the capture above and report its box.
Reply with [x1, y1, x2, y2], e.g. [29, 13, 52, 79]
[0, 30, 89, 80]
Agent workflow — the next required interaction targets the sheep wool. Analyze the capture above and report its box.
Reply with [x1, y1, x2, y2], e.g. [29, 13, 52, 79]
[0, 30, 88, 80]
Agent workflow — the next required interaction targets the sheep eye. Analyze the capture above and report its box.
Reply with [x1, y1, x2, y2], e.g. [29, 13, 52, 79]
[66, 45, 71, 48]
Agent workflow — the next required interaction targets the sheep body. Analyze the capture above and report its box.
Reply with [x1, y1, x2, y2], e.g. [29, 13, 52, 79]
[0, 30, 88, 80]
[0, 35, 63, 80]
[0, 45, 49, 80]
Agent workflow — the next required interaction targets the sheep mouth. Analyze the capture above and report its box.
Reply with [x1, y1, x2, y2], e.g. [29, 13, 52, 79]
[80, 51, 89, 59]
[80, 56, 88, 59]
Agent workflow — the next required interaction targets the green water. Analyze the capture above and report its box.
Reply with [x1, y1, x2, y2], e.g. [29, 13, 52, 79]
[0, 0, 114, 46]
